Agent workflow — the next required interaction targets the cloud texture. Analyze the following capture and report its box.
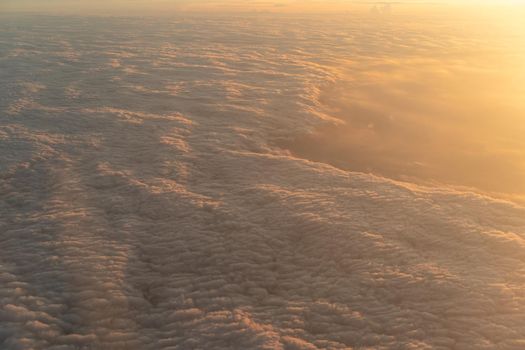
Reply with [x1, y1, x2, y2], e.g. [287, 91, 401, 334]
[1, 12, 525, 350]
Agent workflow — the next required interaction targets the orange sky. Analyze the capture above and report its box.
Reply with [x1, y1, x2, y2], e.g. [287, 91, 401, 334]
[3, 0, 525, 15]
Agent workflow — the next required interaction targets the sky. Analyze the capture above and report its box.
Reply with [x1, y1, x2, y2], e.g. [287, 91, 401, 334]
[2, 0, 525, 15]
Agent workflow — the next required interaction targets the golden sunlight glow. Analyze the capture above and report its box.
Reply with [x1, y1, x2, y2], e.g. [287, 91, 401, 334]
[3, 0, 525, 15]
[280, 8, 525, 201]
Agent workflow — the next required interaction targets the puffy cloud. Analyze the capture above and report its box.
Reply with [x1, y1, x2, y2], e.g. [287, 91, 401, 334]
[1, 10, 525, 350]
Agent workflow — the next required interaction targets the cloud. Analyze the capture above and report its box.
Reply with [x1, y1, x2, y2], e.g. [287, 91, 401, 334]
[1, 10, 525, 350]
[281, 17, 525, 200]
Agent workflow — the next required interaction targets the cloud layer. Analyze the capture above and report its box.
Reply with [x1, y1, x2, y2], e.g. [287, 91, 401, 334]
[1, 12, 525, 350]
